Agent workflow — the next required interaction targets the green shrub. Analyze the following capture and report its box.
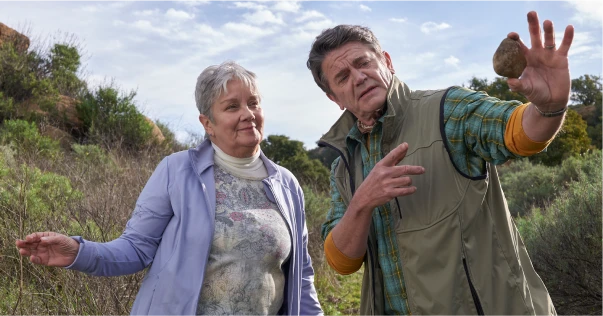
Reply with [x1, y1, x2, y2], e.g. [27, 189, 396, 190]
[76, 85, 154, 150]
[71, 143, 113, 167]
[48, 44, 86, 98]
[0, 119, 61, 159]
[515, 167, 602, 315]
[0, 92, 16, 121]
[498, 159, 557, 217]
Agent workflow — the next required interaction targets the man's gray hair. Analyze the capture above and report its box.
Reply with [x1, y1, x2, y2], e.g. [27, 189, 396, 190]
[194, 60, 260, 121]
[306, 25, 383, 94]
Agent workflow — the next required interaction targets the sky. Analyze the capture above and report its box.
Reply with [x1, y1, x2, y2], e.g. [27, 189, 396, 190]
[1, 1, 601, 149]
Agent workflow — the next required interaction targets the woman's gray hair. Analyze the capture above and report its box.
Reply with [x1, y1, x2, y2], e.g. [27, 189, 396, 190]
[194, 60, 260, 121]
[306, 25, 383, 94]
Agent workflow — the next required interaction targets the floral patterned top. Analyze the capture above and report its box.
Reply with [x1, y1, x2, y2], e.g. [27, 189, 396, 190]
[196, 164, 292, 315]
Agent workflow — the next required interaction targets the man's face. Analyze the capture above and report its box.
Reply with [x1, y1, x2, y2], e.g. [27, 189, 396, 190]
[322, 42, 395, 124]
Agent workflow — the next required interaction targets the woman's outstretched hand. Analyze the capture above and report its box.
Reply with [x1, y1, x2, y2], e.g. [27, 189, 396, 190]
[16, 232, 79, 267]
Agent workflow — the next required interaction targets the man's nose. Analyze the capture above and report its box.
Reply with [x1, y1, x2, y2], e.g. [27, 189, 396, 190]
[352, 69, 367, 86]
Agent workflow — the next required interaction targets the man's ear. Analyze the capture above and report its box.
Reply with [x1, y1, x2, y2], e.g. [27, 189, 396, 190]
[327, 93, 345, 111]
[199, 114, 214, 136]
[383, 51, 395, 74]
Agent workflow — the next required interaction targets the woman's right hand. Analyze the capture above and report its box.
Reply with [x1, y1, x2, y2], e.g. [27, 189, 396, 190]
[15, 232, 80, 267]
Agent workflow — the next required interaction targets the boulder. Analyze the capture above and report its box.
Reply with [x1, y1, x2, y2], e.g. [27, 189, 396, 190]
[144, 116, 166, 144]
[0, 22, 30, 53]
[40, 124, 73, 150]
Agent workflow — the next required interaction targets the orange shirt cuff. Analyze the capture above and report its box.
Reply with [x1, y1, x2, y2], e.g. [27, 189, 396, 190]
[324, 231, 364, 275]
[505, 103, 553, 156]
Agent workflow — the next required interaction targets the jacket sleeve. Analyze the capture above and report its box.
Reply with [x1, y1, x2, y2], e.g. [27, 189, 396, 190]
[65, 156, 174, 276]
[297, 186, 324, 316]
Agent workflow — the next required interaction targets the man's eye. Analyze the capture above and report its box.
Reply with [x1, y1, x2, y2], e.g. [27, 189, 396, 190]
[339, 75, 348, 84]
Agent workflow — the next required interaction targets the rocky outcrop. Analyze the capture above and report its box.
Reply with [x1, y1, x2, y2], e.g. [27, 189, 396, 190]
[0, 22, 29, 52]
[144, 116, 166, 144]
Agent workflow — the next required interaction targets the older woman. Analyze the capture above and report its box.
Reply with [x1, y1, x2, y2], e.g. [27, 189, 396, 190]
[15, 61, 323, 315]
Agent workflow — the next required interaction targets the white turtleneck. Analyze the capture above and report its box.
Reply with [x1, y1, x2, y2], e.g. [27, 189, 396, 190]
[211, 142, 268, 180]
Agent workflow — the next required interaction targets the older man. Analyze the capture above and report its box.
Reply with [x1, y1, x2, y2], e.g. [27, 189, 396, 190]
[307, 11, 571, 315]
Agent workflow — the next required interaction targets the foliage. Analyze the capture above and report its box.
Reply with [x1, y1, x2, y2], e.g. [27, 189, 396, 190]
[76, 85, 154, 151]
[262, 135, 330, 192]
[528, 109, 591, 166]
[309, 146, 340, 170]
[515, 169, 602, 315]
[0, 119, 61, 160]
[466, 76, 528, 102]
[586, 122, 602, 149]
[571, 74, 602, 108]
[48, 44, 86, 98]
[499, 150, 601, 217]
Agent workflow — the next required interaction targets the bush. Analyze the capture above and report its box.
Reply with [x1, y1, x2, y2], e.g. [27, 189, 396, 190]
[76, 85, 154, 151]
[0, 119, 61, 160]
[515, 166, 602, 315]
[498, 159, 557, 217]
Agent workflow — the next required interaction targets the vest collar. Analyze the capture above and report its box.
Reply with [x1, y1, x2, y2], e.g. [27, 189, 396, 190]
[318, 75, 411, 153]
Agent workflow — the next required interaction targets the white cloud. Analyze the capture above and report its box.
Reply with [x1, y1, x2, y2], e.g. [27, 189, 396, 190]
[389, 18, 407, 23]
[272, 1, 301, 13]
[176, 0, 210, 7]
[295, 10, 325, 23]
[78, 2, 131, 13]
[166, 8, 194, 21]
[134, 9, 160, 17]
[243, 9, 284, 25]
[132, 20, 169, 36]
[222, 22, 275, 38]
[444, 55, 460, 67]
[359, 4, 372, 12]
[301, 19, 334, 32]
[567, 0, 602, 25]
[420, 21, 451, 34]
[233, 2, 266, 11]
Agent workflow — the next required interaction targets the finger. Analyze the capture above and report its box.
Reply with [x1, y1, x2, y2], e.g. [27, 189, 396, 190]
[30, 255, 42, 265]
[507, 32, 529, 56]
[39, 235, 64, 247]
[542, 20, 555, 49]
[387, 176, 413, 188]
[392, 186, 418, 197]
[556, 24, 574, 57]
[527, 11, 542, 49]
[390, 165, 425, 177]
[18, 248, 31, 257]
[380, 143, 409, 167]
[507, 78, 532, 95]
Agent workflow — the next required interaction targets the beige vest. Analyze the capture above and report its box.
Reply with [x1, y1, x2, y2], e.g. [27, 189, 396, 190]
[318, 76, 555, 315]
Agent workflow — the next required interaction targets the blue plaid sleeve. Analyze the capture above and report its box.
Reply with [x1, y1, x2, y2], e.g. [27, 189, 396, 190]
[443, 86, 524, 177]
[321, 157, 346, 242]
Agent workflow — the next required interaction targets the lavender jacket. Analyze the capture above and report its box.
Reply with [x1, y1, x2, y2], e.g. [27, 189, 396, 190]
[66, 140, 323, 315]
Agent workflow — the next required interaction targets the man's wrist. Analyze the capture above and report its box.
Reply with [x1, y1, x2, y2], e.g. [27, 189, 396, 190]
[531, 103, 567, 117]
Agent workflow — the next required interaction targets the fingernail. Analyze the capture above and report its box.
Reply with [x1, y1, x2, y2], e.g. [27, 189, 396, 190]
[41, 237, 47, 242]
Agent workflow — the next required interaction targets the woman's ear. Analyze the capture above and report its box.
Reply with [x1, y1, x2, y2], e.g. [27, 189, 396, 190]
[199, 114, 214, 137]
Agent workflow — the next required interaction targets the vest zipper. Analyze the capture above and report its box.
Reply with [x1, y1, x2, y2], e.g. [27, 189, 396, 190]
[462, 258, 484, 315]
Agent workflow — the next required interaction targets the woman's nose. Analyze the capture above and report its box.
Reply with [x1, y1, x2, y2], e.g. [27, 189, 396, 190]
[242, 106, 255, 121]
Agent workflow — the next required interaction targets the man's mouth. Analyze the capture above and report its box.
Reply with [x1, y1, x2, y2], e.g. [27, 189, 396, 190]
[359, 86, 376, 100]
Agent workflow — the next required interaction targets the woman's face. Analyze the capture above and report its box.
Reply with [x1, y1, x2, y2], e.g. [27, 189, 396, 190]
[199, 79, 264, 158]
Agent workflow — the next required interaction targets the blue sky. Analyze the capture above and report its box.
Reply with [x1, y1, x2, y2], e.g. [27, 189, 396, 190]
[1, 1, 601, 149]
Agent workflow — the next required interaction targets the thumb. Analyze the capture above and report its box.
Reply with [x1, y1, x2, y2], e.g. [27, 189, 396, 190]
[507, 78, 528, 94]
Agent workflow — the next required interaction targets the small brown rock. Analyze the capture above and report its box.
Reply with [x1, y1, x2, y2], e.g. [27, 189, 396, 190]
[493, 38, 526, 78]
